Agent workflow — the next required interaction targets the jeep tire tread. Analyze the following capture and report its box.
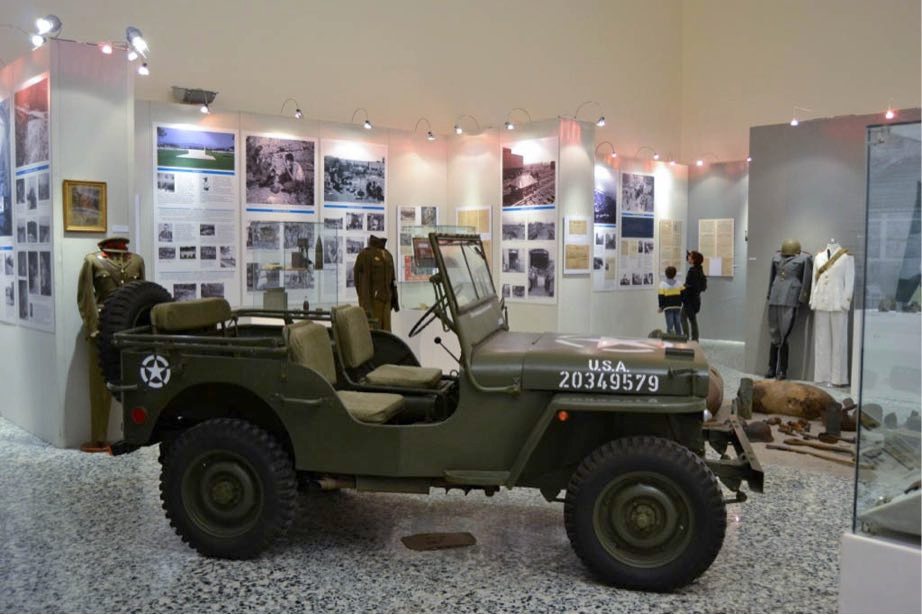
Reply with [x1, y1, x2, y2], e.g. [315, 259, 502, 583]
[160, 419, 297, 559]
[564, 436, 726, 591]
[97, 280, 172, 385]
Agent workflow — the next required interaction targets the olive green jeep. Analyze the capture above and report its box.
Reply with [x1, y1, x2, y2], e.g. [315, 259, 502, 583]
[105, 233, 762, 591]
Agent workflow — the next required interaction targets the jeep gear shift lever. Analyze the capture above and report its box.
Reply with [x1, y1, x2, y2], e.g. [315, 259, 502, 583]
[433, 336, 460, 363]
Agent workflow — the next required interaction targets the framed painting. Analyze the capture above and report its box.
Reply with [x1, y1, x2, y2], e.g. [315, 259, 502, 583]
[63, 180, 107, 232]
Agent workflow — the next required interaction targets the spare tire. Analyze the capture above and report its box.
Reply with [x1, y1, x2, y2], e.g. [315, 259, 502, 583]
[97, 280, 172, 386]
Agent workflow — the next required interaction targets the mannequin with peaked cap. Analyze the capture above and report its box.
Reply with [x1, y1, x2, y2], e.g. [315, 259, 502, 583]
[353, 234, 399, 331]
[765, 238, 812, 380]
[77, 236, 145, 452]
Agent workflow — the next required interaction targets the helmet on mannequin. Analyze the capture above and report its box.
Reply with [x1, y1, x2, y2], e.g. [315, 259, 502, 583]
[780, 239, 801, 256]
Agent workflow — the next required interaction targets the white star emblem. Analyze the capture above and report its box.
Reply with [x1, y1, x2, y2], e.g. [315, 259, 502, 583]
[140, 354, 171, 389]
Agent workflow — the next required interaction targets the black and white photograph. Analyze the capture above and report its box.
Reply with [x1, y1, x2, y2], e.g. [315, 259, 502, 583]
[621, 173, 655, 214]
[400, 230, 412, 247]
[502, 284, 511, 298]
[246, 263, 259, 291]
[323, 236, 343, 265]
[200, 224, 216, 237]
[526, 249, 555, 298]
[595, 232, 604, 246]
[620, 274, 631, 286]
[345, 264, 355, 288]
[3, 253, 13, 275]
[605, 232, 617, 250]
[27, 251, 38, 295]
[255, 267, 281, 290]
[594, 168, 618, 224]
[200, 245, 217, 260]
[4, 282, 13, 306]
[323, 155, 386, 203]
[39, 251, 50, 296]
[15, 78, 49, 168]
[323, 217, 343, 230]
[247, 221, 280, 250]
[245, 136, 315, 206]
[400, 207, 416, 224]
[37, 172, 49, 201]
[366, 213, 385, 232]
[643, 272, 654, 285]
[283, 222, 313, 250]
[632, 273, 643, 285]
[173, 283, 197, 301]
[158, 247, 176, 260]
[527, 220, 555, 241]
[502, 222, 525, 240]
[220, 246, 236, 268]
[502, 248, 524, 273]
[157, 172, 176, 192]
[18, 279, 27, 319]
[346, 238, 365, 255]
[26, 221, 37, 243]
[179, 246, 197, 260]
[38, 222, 49, 243]
[26, 177, 37, 210]
[0, 98, 10, 237]
[346, 212, 364, 231]
[420, 206, 438, 226]
[593, 257, 603, 270]
[158, 223, 173, 242]
[17, 251, 26, 277]
[512, 285, 525, 298]
[502, 145, 556, 207]
[200, 282, 224, 298]
[284, 270, 312, 290]
[642, 240, 654, 254]
[16, 222, 24, 243]
[16, 178, 25, 205]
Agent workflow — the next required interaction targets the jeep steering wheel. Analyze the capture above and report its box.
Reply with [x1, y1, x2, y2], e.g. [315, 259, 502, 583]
[408, 294, 449, 338]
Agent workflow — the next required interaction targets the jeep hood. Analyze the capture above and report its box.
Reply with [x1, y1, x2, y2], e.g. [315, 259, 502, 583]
[470, 331, 709, 396]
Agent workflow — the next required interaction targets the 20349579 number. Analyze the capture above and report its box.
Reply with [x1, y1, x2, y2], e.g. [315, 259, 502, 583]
[558, 370, 660, 392]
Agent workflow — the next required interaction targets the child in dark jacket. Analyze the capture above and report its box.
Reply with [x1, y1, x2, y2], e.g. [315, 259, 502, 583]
[658, 266, 683, 335]
[681, 250, 707, 341]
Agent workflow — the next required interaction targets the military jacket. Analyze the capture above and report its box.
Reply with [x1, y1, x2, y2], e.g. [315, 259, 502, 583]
[353, 243, 398, 311]
[77, 251, 145, 335]
[809, 248, 854, 312]
[767, 251, 812, 307]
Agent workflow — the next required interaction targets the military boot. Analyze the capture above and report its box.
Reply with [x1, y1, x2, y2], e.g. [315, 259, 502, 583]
[765, 344, 778, 378]
[776, 343, 789, 380]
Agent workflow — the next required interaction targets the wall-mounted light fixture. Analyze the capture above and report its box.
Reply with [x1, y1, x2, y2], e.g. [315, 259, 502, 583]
[594, 141, 617, 159]
[30, 14, 62, 48]
[280, 98, 303, 119]
[125, 26, 148, 58]
[137, 62, 149, 76]
[453, 114, 481, 135]
[790, 105, 813, 127]
[504, 107, 532, 131]
[413, 118, 437, 141]
[574, 100, 606, 127]
[884, 99, 896, 120]
[694, 152, 718, 167]
[351, 107, 373, 130]
[635, 146, 659, 161]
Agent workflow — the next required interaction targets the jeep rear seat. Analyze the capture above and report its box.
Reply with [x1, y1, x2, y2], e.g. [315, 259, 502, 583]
[150, 298, 233, 333]
[331, 305, 442, 388]
[284, 320, 404, 424]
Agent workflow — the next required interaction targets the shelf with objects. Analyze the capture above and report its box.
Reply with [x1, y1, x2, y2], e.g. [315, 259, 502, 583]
[242, 220, 339, 312]
[397, 224, 476, 311]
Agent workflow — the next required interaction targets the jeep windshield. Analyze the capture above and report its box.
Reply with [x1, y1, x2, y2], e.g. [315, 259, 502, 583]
[435, 235, 496, 310]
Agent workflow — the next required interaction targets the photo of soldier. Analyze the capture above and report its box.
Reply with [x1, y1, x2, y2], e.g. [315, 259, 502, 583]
[245, 136, 315, 206]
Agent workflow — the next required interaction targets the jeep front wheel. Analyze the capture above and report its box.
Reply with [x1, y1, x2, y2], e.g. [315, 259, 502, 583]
[564, 436, 726, 591]
[160, 419, 297, 559]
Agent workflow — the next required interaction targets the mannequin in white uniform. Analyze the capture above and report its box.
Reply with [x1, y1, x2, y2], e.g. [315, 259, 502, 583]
[810, 239, 855, 385]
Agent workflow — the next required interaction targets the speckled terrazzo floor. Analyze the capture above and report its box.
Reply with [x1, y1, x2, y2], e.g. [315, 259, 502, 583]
[0, 409, 851, 613]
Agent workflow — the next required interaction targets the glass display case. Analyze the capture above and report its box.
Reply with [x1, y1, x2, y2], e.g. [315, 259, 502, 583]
[241, 220, 340, 310]
[853, 121, 921, 543]
[397, 224, 475, 310]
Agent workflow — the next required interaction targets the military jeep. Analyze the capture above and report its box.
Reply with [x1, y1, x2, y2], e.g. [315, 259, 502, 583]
[106, 233, 762, 592]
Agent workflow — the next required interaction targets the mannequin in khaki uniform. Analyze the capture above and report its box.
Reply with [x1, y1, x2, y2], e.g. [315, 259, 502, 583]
[353, 235, 399, 332]
[76, 237, 145, 452]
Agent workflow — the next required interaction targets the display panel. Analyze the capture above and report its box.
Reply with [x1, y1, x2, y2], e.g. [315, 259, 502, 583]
[618, 172, 656, 289]
[397, 205, 439, 282]
[698, 218, 734, 277]
[0, 96, 15, 324]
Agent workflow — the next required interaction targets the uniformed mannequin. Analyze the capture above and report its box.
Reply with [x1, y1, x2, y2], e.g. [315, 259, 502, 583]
[810, 240, 854, 386]
[76, 237, 145, 452]
[765, 239, 813, 380]
[353, 234, 399, 332]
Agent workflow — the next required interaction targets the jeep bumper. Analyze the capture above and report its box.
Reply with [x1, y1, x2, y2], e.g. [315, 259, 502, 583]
[703, 416, 764, 494]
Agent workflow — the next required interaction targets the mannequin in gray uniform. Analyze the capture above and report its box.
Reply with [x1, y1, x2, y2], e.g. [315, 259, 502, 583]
[765, 239, 813, 380]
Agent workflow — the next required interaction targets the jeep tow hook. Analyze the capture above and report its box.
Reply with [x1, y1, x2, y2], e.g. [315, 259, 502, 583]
[723, 490, 748, 505]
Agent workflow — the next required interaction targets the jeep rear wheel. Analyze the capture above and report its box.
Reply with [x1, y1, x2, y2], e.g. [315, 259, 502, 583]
[160, 419, 296, 559]
[564, 436, 726, 591]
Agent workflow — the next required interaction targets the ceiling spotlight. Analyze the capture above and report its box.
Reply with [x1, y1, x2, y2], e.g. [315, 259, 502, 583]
[99, 42, 113, 55]
[200, 103, 210, 114]
[427, 131, 436, 142]
[505, 121, 515, 131]
[790, 118, 799, 127]
[137, 62, 150, 76]
[454, 125, 463, 135]
[596, 116, 606, 127]
[696, 159, 704, 167]
[35, 15, 62, 36]
[746, 156, 752, 163]
[363, 119, 372, 130]
[294, 108, 303, 119]
[127, 50, 138, 61]
[610, 151, 617, 158]
[125, 26, 148, 57]
[30, 34, 46, 49]
[885, 108, 896, 120]
[653, 152, 660, 161]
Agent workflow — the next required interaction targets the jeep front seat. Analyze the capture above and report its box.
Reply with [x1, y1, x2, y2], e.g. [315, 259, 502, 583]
[284, 320, 404, 424]
[331, 305, 442, 389]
